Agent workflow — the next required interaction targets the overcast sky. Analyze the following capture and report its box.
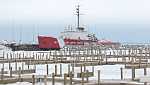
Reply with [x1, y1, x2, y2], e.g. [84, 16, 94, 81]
[0, 0, 150, 43]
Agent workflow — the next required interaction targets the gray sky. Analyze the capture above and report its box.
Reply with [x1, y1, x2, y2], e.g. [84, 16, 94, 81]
[0, 0, 150, 43]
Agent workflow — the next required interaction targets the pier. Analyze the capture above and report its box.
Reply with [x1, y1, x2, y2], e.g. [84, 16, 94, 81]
[0, 44, 150, 84]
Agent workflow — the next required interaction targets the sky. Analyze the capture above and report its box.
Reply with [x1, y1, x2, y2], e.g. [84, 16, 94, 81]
[0, 0, 150, 44]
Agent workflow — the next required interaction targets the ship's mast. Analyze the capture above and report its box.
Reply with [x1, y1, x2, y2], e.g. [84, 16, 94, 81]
[76, 5, 80, 29]
[76, 5, 85, 32]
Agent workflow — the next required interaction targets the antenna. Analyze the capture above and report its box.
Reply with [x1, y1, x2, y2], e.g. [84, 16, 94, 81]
[76, 5, 80, 29]
[76, 5, 85, 32]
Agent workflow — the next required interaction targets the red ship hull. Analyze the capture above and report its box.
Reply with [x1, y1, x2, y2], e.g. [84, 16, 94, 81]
[38, 36, 60, 50]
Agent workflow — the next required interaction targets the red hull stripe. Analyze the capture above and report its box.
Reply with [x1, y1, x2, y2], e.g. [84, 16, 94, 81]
[64, 39, 119, 45]
[64, 39, 96, 45]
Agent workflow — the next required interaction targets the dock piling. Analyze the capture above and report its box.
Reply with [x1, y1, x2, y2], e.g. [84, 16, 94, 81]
[86, 70, 89, 82]
[44, 75, 47, 85]
[1, 68, 4, 80]
[120, 67, 123, 80]
[18, 67, 21, 81]
[98, 70, 100, 85]
[55, 65, 57, 76]
[70, 71, 73, 85]
[64, 73, 67, 85]
[60, 64, 62, 76]
[10, 67, 12, 77]
[32, 75, 35, 85]
[46, 64, 49, 75]
[52, 73, 55, 85]
[132, 68, 135, 81]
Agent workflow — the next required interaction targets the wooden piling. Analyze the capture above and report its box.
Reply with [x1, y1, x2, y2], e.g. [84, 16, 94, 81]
[70, 72, 72, 85]
[1, 68, 4, 80]
[132, 68, 135, 81]
[81, 65, 83, 73]
[18, 67, 21, 81]
[81, 72, 84, 85]
[2, 63, 4, 71]
[86, 70, 89, 82]
[60, 64, 62, 76]
[9, 61, 11, 70]
[22, 62, 24, 70]
[28, 63, 30, 70]
[64, 73, 67, 85]
[144, 68, 147, 75]
[120, 68, 123, 80]
[55, 65, 57, 76]
[72, 64, 74, 75]
[15, 62, 17, 71]
[84, 64, 86, 72]
[52, 73, 55, 85]
[92, 66, 94, 74]
[32, 75, 35, 85]
[68, 64, 70, 75]
[10, 67, 12, 77]
[44, 75, 47, 85]
[98, 70, 100, 85]
[46, 64, 49, 75]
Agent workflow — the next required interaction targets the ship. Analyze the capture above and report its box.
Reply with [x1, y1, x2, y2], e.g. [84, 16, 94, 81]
[3, 5, 120, 51]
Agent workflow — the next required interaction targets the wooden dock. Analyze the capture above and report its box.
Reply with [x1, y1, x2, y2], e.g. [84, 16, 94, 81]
[0, 44, 150, 84]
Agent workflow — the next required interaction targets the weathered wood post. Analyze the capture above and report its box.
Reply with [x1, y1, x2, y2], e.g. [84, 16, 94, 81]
[81, 72, 84, 85]
[15, 62, 17, 71]
[44, 75, 47, 85]
[1, 68, 4, 80]
[64, 73, 67, 85]
[60, 64, 62, 76]
[92, 66, 94, 75]
[22, 52, 24, 58]
[46, 64, 49, 75]
[144, 68, 147, 76]
[9, 61, 11, 70]
[18, 67, 21, 81]
[81, 65, 83, 73]
[144, 68, 147, 85]
[72, 64, 74, 76]
[32, 75, 35, 85]
[55, 65, 57, 76]
[2, 51, 5, 58]
[10, 67, 12, 77]
[22, 62, 24, 71]
[68, 64, 70, 75]
[70, 71, 73, 85]
[106, 54, 108, 64]
[86, 70, 89, 82]
[120, 68, 123, 80]
[28, 63, 30, 70]
[98, 70, 100, 85]
[132, 68, 135, 81]
[7, 53, 11, 70]
[52, 73, 55, 85]
[84, 64, 86, 72]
